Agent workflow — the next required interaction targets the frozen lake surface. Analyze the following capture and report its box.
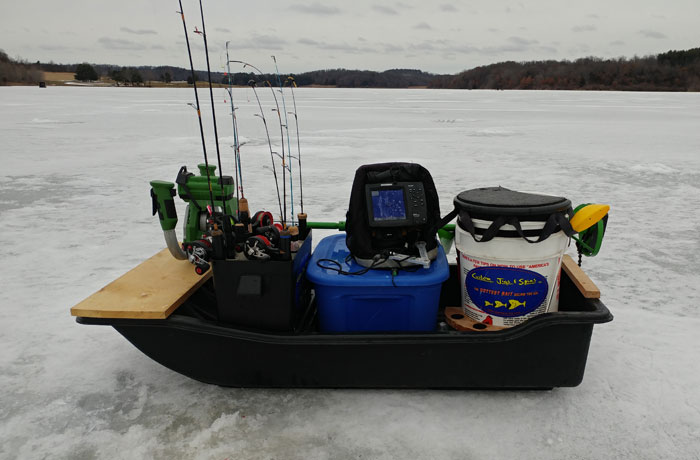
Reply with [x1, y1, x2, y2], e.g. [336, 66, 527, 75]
[1, 86, 699, 459]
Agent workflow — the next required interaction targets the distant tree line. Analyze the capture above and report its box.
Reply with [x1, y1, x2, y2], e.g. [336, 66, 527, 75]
[214, 68, 438, 88]
[657, 48, 700, 67]
[4, 47, 700, 91]
[25, 59, 439, 88]
[430, 48, 700, 91]
[0, 50, 42, 85]
[73, 64, 180, 85]
[290, 69, 438, 87]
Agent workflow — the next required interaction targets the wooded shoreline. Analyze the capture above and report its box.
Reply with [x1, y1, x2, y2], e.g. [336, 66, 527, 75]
[3, 47, 699, 91]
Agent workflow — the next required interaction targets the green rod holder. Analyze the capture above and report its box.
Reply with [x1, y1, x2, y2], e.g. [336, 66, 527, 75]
[307, 221, 346, 231]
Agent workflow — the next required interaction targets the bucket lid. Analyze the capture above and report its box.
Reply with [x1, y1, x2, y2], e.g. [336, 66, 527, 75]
[454, 187, 571, 220]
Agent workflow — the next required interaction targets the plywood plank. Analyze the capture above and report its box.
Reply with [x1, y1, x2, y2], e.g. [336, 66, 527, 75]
[444, 307, 507, 332]
[561, 254, 600, 299]
[70, 248, 211, 319]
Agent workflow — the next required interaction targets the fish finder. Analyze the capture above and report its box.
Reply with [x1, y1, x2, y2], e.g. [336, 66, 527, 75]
[365, 182, 428, 228]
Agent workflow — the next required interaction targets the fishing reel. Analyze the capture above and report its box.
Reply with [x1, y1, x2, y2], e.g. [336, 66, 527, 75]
[244, 235, 274, 260]
[188, 207, 286, 262]
[251, 211, 274, 229]
[240, 210, 302, 261]
[244, 222, 282, 260]
[184, 238, 213, 275]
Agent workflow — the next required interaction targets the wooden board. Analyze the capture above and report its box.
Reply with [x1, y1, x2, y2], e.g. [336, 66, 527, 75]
[70, 248, 211, 319]
[561, 254, 600, 299]
[444, 307, 507, 332]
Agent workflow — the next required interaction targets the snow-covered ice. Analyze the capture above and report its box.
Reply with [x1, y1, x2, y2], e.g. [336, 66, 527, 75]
[1, 86, 699, 459]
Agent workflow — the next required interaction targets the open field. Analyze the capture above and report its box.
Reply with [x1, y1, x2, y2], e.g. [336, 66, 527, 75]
[42, 71, 77, 82]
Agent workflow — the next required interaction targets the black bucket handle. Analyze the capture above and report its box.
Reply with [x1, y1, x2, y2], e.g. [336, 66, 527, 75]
[434, 207, 575, 243]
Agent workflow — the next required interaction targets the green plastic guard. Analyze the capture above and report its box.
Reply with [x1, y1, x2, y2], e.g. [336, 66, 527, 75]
[572, 203, 607, 257]
[150, 180, 178, 231]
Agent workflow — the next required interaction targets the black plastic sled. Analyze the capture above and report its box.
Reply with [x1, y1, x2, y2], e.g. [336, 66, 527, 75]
[76, 264, 612, 390]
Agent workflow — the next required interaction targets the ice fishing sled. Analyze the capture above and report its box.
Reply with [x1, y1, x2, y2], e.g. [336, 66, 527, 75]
[71, 243, 610, 389]
[71, 163, 612, 390]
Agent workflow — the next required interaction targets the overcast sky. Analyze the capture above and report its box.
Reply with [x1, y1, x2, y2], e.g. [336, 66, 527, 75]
[1, 0, 698, 74]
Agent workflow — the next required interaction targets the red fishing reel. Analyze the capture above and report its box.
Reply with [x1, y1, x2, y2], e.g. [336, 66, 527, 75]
[251, 211, 274, 229]
[255, 224, 280, 246]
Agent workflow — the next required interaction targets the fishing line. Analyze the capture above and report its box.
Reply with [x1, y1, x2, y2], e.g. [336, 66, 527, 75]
[248, 79, 284, 223]
[286, 76, 304, 215]
[225, 42, 244, 210]
[176, 0, 214, 209]
[230, 60, 288, 227]
[195, 0, 227, 211]
[272, 56, 294, 220]
[265, 79, 288, 227]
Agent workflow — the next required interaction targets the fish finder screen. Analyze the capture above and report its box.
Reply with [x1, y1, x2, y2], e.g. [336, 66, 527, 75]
[371, 188, 406, 221]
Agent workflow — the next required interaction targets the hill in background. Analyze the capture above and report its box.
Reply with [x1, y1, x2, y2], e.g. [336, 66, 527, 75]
[0, 50, 42, 85]
[430, 48, 700, 91]
[2, 47, 699, 91]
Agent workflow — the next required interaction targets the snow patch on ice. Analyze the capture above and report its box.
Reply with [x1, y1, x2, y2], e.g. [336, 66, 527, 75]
[30, 118, 60, 124]
[471, 127, 518, 137]
[628, 163, 680, 174]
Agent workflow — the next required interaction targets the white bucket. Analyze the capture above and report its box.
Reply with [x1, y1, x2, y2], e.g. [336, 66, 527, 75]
[453, 188, 572, 328]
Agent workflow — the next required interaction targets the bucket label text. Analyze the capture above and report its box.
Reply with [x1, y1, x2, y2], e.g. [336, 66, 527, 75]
[465, 266, 548, 317]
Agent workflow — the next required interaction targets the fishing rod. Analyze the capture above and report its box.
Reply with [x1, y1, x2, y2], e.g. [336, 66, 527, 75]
[225, 41, 244, 214]
[194, 0, 226, 212]
[285, 76, 304, 215]
[176, 0, 214, 209]
[272, 55, 294, 221]
[230, 60, 288, 227]
[248, 79, 284, 224]
[266, 79, 288, 227]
